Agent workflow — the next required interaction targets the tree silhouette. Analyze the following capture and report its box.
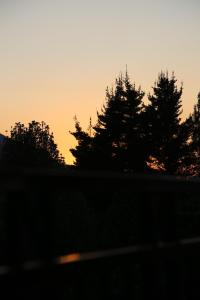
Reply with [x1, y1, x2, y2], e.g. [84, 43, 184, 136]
[189, 92, 200, 175]
[122, 72, 148, 171]
[1, 121, 64, 167]
[70, 117, 94, 168]
[92, 75, 127, 170]
[70, 71, 197, 175]
[93, 72, 148, 171]
[145, 72, 190, 174]
[191, 93, 200, 149]
[71, 72, 148, 171]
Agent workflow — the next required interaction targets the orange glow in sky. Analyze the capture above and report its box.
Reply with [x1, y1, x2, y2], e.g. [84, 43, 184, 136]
[0, 0, 200, 164]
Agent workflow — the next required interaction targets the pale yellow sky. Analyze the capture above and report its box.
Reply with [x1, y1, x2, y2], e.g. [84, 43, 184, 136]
[0, 0, 200, 164]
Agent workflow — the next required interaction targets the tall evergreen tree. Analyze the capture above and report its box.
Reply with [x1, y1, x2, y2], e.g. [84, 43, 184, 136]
[71, 72, 148, 171]
[93, 75, 127, 170]
[122, 72, 147, 171]
[190, 92, 200, 175]
[70, 117, 94, 169]
[146, 72, 190, 174]
[191, 92, 200, 150]
[93, 73, 147, 171]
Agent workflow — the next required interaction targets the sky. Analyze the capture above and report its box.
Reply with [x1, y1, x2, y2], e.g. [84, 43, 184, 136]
[0, 0, 200, 164]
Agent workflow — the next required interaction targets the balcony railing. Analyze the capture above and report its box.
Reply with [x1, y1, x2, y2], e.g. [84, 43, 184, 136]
[0, 168, 200, 299]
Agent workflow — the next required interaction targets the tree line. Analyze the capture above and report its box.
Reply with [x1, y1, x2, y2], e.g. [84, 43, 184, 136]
[70, 71, 200, 176]
[1, 121, 65, 168]
[1, 71, 200, 176]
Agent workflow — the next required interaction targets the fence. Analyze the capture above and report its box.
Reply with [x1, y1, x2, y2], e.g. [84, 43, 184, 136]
[0, 167, 200, 299]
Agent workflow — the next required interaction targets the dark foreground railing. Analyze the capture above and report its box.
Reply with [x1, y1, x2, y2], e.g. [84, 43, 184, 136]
[0, 168, 200, 299]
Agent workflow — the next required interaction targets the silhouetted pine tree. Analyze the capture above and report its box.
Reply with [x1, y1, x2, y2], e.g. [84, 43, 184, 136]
[93, 73, 148, 171]
[146, 72, 190, 174]
[93, 75, 127, 170]
[122, 72, 148, 171]
[70, 117, 94, 168]
[192, 93, 200, 150]
[190, 92, 200, 175]
[77, 72, 147, 171]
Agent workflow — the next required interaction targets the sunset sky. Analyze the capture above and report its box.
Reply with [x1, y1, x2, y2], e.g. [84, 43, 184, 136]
[0, 0, 200, 164]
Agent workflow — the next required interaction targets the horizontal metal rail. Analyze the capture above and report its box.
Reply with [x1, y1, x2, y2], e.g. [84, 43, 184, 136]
[0, 234, 200, 276]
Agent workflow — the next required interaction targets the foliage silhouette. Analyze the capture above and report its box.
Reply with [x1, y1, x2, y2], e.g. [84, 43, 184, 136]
[189, 92, 200, 175]
[145, 72, 191, 174]
[1, 121, 64, 167]
[70, 116, 94, 168]
[71, 72, 149, 171]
